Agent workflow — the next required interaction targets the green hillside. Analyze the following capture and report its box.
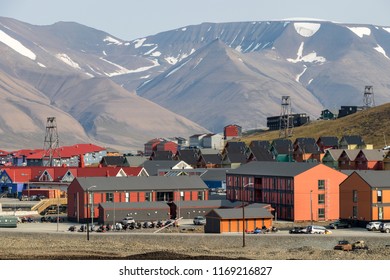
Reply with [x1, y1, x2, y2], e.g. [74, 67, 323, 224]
[241, 103, 390, 149]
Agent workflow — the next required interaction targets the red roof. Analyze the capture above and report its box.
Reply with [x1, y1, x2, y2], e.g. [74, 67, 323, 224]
[1, 166, 145, 183]
[0, 149, 9, 156]
[27, 143, 105, 159]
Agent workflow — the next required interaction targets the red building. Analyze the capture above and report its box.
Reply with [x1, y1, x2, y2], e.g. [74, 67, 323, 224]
[224, 124, 242, 140]
[156, 140, 178, 155]
[67, 176, 209, 223]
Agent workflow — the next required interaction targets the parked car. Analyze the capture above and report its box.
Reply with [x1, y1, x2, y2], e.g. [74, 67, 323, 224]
[366, 221, 382, 231]
[193, 216, 206, 225]
[289, 227, 307, 234]
[379, 222, 390, 233]
[328, 219, 352, 229]
[306, 225, 328, 234]
[121, 217, 135, 225]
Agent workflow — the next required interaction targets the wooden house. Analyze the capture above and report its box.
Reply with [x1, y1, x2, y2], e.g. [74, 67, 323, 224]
[316, 136, 339, 152]
[321, 149, 343, 169]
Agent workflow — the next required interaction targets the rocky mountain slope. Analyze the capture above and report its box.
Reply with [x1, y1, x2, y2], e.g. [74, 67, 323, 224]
[1, 17, 389, 150]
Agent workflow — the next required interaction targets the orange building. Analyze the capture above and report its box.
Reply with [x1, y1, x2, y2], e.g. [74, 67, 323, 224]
[205, 205, 273, 233]
[339, 170, 390, 224]
[226, 161, 347, 222]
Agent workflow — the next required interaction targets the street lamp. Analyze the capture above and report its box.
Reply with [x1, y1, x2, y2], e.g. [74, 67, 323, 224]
[242, 182, 254, 248]
[310, 190, 313, 225]
[86, 185, 96, 241]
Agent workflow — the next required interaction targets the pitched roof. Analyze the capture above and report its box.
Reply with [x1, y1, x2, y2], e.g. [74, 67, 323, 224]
[340, 150, 360, 161]
[350, 170, 390, 188]
[175, 149, 199, 165]
[200, 168, 232, 181]
[249, 144, 274, 161]
[317, 136, 339, 147]
[74, 176, 208, 192]
[100, 156, 129, 167]
[200, 154, 222, 165]
[142, 160, 180, 176]
[271, 139, 293, 154]
[323, 149, 344, 160]
[227, 161, 320, 177]
[124, 156, 149, 167]
[359, 149, 387, 161]
[150, 151, 173, 161]
[340, 135, 365, 145]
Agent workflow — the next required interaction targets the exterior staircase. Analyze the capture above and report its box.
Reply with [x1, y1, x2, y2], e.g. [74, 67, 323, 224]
[31, 198, 67, 215]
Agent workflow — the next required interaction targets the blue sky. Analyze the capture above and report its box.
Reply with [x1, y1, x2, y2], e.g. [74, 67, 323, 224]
[1, 0, 389, 40]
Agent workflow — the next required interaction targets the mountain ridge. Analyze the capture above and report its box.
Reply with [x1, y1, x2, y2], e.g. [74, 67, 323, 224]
[0, 17, 389, 150]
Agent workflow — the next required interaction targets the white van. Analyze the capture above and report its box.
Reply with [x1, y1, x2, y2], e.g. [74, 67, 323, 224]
[306, 225, 327, 234]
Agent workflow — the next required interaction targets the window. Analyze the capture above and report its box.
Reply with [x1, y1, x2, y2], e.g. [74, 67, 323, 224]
[377, 190, 382, 203]
[318, 194, 325, 204]
[197, 191, 204, 200]
[353, 206, 358, 218]
[106, 193, 113, 202]
[124, 192, 129, 203]
[379, 207, 383, 220]
[156, 192, 173, 201]
[318, 208, 325, 218]
[318, 180, 325, 190]
[353, 190, 358, 203]
[145, 192, 152, 202]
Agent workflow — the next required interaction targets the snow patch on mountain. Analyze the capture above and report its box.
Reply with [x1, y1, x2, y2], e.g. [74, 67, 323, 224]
[133, 38, 146, 48]
[293, 22, 321, 37]
[104, 36, 122, 45]
[287, 42, 326, 64]
[164, 49, 196, 65]
[101, 57, 159, 76]
[347, 26, 371, 38]
[383, 27, 390, 33]
[0, 29, 36, 60]
[56, 53, 81, 69]
[37, 62, 46, 68]
[144, 45, 158, 55]
[296, 65, 307, 83]
[374, 44, 389, 59]
[165, 58, 192, 78]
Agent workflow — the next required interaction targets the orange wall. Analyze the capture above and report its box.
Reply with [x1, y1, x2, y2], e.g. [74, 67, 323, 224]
[339, 173, 372, 221]
[294, 164, 347, 222]
[220, 218, 272, 233]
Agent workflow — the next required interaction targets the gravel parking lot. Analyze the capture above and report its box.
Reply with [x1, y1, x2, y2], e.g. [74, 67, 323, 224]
[1, 219, 390, 260]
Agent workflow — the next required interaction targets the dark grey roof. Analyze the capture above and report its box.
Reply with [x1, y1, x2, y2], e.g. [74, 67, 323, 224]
[249, 145, 274, 161]
[317, 136, 339, 147]
[142, 160, 180, 176]
[352, 170, 390, 188]
[225, 141, 247, 153]
[176, 149, 199, 165]
[100, 156, 129, 167]
[271, 139, 293, 154]
[200, 153, 222, 165]
[75, 176, 208, 192]
[150, 151, 173, 161]
[208, 207, 273, 219]
[200, 168, 231, 181]
[227, 161, 319, 177]
[340, 135, 365, 145]
[294, 138, 316, 146]
[223, 152, 248, 164]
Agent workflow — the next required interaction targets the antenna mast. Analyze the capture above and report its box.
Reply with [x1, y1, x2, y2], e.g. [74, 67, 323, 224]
[363, 85, 375, 108]
[279, 96, 293, 138]
[43, 117, 61, 166]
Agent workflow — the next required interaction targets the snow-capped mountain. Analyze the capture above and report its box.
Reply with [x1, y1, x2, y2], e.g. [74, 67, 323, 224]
[0, 17, 390, 150]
